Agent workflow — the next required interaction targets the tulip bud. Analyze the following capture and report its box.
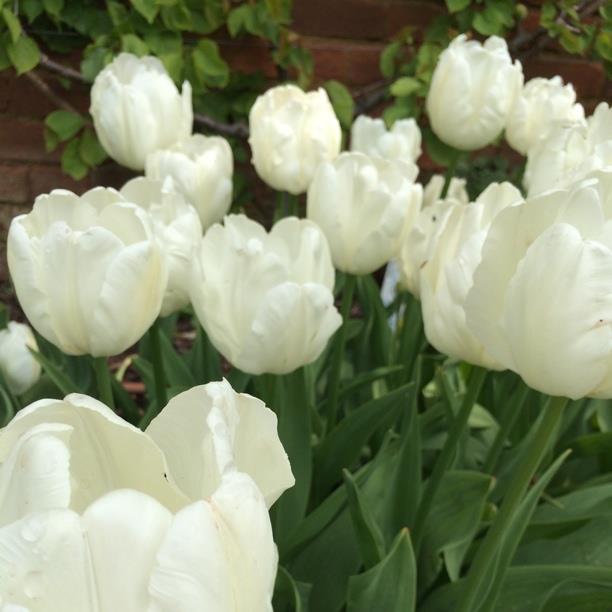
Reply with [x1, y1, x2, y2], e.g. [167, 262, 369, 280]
[307, 152, 422, 275]
[249, 84, 342, 194]
[7, 187, 167, 357]
[0, 322, 40, 395]
[119, 177, 203, 316]
[145, 134, 233, 230]
[190, 214, 342, 375]
[426, 35, 523, 150]
[90, 53, 193, 171]
[351, 115, 421, 168]
[506, 76, 585, 156]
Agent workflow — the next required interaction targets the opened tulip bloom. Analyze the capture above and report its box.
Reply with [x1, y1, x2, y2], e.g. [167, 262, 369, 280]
[307, 152, 422, 275]
[0, 322, 40, 395]
[90, 53, 193, 171]
[146, 134, 233, 230]
[0, 381, 294, 610]
[7, 187, 167, 357]
[351, 115, 421, 169]
[190, 215, 341, 374]
[426, 35, 523, 151]
[120, 177, 202, 316]
[466, 170, 612, 399]
[420, 182, 523, 368]
[249, 84, 341, 194]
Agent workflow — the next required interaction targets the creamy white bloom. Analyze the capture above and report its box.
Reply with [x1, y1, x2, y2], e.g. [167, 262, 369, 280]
[0, 379, 291, 610]
[307, 152, 422, 275]
[426, 35, 523, 150]
[249, 84, 341, 194]
[525, 103, 612, 196]
[145, 134, 233, 230]
[90, 53, 193, 171]
[420, 182, 523, 368]
[505, 76, 585, 155]
[0, 322, 40, 395]
[120, 177, 202, 316]
[7, 187, 167, 357]
[422, 174, 469, 208]
[466, 169, 612, 399]
[351, 115, 421, 169]
[191, 215, 341, 375]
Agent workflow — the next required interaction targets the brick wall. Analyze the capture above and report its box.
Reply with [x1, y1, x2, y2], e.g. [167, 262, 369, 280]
[1, 0, 610, 281]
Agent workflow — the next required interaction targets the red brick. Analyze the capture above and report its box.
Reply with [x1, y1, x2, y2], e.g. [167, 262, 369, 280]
[28, 163, 93, 199]
[0, 164, 29, 203]
[90, 163, 136, 189]
[217, 38, 277, 78]
[0, 117, 60, 162]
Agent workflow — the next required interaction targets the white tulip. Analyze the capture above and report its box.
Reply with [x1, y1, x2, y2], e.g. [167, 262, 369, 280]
[307, 152, 422, 275]
[146, 134, 233, 230]
[351, 115, 421, 169]
[420, 182, 523, 368]
[120, 177, 202, 316]
[249, 84, 341, 194]
[0, 381, 292, 609]
[466, 169, 612, 399]
[422, 173, 469, 208]
[505, 76, 585, 155]
[7, 187, 167, 357]
[90, 53, 193, 171]
[0, 322, 40, 395]
[190, 215, 341, 375]
[426, 35, 523, 150]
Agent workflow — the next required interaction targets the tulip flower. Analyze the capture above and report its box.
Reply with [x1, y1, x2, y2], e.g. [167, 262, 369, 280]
[248, 84, 341, 194]
[120, 177, 202, 316]
[146, 134, 233, 230]
[466, 169, 612, 399]
[7, 187, 167, 357]
[90, 53, 193, 171]
[0, 380, 293, 609]
[307, 152, 422, 275]
[419, 182, 523, 368]
[0, 322, 40, 395]
[505, 76, 585, 156]
[190, 214, 342, 375]
[426, 35, 523, 150]
[422, 174, 469, 208]
[351, 115, 421, 169]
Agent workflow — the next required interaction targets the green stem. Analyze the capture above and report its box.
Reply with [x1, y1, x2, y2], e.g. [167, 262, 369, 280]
[457, 395, 568, 612]
[149, 319, 168, 409]
[412, 366, 487, 553]
[326, 274, 356, 430]
[483, 384, 530, 474]
[441, 152, 461, 199]
[93, 357, 114, 409]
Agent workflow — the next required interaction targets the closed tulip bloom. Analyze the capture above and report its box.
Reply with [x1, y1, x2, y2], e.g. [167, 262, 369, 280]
[146, 134, 233, 230]
[0, 380, 292, 609]
[505, 76, 585, 155]
[351, 115, 421, 168]
[7, 187, 167, 357]
[0, 322, 40, 395]
[249, 84, 341, 194]
[420, 182, 523, 368]
[191, 215, 341, 375]
[466, 170, 612, 399]
[120, 177, 202, 316]
[426, 35, 523, 150]
[90, 53, 193, 171]
[307, 152, 422, 275]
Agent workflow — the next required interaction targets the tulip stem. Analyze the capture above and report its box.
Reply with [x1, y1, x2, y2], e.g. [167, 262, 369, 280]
[441, 152, 462, 199]
[412, 365, 487, 553]
[93, 357, 115, 410]
[149, 319, 168, 410]
[456, 395, 568, 612]
[326, 274, 356, 431]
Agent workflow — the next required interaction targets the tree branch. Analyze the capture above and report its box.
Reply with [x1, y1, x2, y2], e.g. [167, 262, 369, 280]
[39, 53, 89, 84]
[24, 69, 87, 118]
[193, 113, 249, 138]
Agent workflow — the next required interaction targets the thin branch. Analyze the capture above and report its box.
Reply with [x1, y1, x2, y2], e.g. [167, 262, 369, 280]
[39, 53, 88, 84]
[24, 69, 87, 118]
[193, 113, 249, 138]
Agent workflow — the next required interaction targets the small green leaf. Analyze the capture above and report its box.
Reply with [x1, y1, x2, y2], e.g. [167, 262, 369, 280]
[80, 45, 111, 82]
[324, 79, 354, 129]
[227, 4, 254, 37]
[78, 128, 107, 167]
[7, 34, 40, 74]
[130, 0, 158, 23]
[380, 41, 400, 78]
[423, 127, 462, 167]
[446, 0, 471, 12]
[61, 138, 88, 180]
[191, 39, 229, 88]
[390, 76, 422, 97]
[42, 0, 64, 16]
[43, 126, 59, 153]
[2, 9, 22, 43]
[45, 110, 85, 141]
[121, 33, 149, 56]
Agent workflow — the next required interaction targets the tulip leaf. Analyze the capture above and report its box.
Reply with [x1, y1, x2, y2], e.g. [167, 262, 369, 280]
[273, 566, 311, 612]
[28, 348, 79, 396]
[0, 385, 16, 426]
[157, 330, 195, 389]
[346, 529, 417, 612]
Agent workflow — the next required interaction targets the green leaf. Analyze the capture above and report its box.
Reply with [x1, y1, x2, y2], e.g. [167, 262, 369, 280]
[227, 4, 255, 37]
[423, 127, 462, 167]
[22, 0, 44, 23]
[80, 46, 111, 82]
[390, 76, 421, 97]
[130, 0, 158, 23]
[347, 529, 417, 612]
[2, 9, 22, 43]
[7, 34, 40, 74]
[343, 469, 386, 568]
[43, 126, 59, 153]
[595, 31, 612, 61]
[42, 0, 64, 16]
[61, 138, 88, 180]
[446, 0, 471, 12]
[473, 8, 503, 36]
[380, 41, 401, 78]
[78, 128, 107, 167]
[121, 33, 149, 56]
[273, 567, 311, 612]
[191, 39, 229, 88]
[324, 80, 354, 129]
[28, 348, 78, 396]
[157, 330, 195, 390]
[45, 110, 85, 141]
